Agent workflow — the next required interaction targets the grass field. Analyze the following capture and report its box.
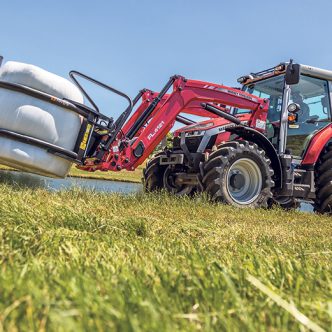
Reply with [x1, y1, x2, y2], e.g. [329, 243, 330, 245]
[0, 183, 331, 331]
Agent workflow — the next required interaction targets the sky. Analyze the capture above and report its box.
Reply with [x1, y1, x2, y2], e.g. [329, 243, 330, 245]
[1, 0, 332, 120]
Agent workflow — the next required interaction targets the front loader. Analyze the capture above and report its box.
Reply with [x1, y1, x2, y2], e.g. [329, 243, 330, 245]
[0, 63, 268, 171]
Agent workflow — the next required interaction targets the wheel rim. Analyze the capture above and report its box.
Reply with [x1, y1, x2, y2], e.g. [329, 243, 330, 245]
[226, 158, 262, 204]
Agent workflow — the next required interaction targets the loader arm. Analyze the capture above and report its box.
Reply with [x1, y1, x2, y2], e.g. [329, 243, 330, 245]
[120, 90, 220, 138]
[79, 75, 269, 172]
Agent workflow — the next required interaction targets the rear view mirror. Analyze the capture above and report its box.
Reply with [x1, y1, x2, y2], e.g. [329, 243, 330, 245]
[285, 60, 300, 85]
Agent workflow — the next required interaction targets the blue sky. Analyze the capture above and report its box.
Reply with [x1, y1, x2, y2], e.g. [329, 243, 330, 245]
[1, 0, 332, 119]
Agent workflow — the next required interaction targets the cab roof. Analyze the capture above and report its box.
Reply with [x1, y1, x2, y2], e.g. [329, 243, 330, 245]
[237, 62, 332, 86]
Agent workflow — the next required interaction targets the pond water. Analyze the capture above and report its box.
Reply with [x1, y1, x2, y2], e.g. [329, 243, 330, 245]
[0, 170, 313, 212]
[0, 170, 142, 194]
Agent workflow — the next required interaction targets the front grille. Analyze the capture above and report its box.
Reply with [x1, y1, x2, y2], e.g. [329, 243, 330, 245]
[173, 135, 216, 153]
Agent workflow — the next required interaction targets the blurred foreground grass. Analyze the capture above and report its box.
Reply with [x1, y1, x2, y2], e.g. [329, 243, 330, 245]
[0, 184, 331, 331]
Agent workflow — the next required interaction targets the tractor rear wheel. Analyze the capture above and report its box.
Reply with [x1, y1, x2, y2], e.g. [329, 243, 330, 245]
[142, 154, 167, 191]
[202, 140, 274, 208]
[314, 143, 332, 214]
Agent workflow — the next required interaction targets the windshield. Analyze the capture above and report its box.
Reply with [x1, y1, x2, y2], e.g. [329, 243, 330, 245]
[235, 75, 285, 122]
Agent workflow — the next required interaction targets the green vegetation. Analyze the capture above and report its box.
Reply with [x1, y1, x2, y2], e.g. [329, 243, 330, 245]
[0, 184, 331, 331]
[0, 165, 14, 171]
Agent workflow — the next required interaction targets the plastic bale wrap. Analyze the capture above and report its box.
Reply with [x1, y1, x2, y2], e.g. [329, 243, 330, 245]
[0, 61, 83, 178]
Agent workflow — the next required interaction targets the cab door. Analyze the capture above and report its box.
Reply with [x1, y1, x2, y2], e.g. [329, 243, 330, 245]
[286, 75, 331, 157]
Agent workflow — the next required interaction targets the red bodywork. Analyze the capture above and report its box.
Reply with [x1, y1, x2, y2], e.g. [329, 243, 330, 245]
[302, 124, 332, 165]
[173, 113, 252, 148]
[78, 76, 269, 172]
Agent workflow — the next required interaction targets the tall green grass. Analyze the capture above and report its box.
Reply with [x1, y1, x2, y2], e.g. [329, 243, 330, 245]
[0, 183, 331, 331]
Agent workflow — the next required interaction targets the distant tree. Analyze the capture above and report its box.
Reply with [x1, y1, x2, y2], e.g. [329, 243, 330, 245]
[153, 132, 173, 153]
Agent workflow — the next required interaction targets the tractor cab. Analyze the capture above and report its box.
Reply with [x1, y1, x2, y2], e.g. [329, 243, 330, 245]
[237, 61, 332, 159]
[231, 61, 332, 210]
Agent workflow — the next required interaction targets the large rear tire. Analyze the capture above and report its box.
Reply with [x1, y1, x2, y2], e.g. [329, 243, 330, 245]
[314, 143, 332, 214]
[202, 141, 274, 208]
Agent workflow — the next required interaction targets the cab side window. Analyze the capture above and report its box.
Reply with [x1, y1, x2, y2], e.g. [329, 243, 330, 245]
[287, 75, 331, 157]
[290, 76, 330, 121]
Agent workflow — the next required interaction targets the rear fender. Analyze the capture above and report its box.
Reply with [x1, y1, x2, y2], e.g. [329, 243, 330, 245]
[302, 124, 332, 165]
[227, 125, 282, 188]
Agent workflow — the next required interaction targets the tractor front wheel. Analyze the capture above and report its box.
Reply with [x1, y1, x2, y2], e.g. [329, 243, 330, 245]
[163, 165, 195, 195]
[202, 141, 274, 208]
[142, 154, 167, 191]
[143, 154, 194, 195]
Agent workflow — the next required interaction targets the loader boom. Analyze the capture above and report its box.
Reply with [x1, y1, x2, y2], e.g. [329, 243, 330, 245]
[79, 75, 269, 172]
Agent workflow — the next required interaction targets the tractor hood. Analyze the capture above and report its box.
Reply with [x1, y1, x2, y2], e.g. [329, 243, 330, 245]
[173, 113, 251, 137]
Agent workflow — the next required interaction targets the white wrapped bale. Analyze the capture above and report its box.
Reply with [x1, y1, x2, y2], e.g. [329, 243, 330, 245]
[0, 61, 84, 178]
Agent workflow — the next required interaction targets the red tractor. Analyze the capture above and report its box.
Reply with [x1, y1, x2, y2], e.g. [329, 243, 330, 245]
[145, 60, 332, 212]
[1, 60, 332, 213]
